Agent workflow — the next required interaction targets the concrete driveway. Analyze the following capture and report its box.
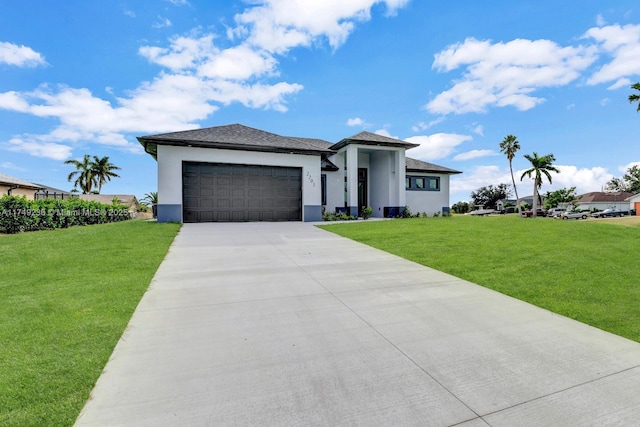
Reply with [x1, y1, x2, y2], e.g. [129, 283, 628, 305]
[75, 222, 640, 426]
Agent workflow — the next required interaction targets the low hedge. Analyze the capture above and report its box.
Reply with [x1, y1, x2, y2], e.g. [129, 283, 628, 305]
[0, 195, 131, 234]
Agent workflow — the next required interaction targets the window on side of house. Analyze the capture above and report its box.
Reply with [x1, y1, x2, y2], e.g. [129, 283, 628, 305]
[321, 174, 327, 205]
[406, 175, 440, 191]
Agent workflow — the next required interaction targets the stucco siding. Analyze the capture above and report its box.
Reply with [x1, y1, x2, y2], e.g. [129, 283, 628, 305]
[0, 185, 37, 200]
[405, 173, 451, 216]
[157, 145, 321, 222]
[324, 153, 344, 213]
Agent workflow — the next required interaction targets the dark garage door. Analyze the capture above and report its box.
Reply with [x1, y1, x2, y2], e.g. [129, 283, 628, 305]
[182, 162, 302, 223]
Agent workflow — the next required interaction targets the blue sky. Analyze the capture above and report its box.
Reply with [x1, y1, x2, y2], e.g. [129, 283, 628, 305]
[1, 0, 639, 204]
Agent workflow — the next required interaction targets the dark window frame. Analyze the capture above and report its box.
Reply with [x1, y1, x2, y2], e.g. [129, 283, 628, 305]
[321, 174, 327, 205]
[406, 175, 440, 191]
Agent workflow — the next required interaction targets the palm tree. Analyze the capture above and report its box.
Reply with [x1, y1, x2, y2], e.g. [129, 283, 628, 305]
[629, 82, 640, 112]
[499, 134, 521, 215]
[520, 152, 560, 217]
[91, 156, 121, 193]
[65, 154, 96, 194]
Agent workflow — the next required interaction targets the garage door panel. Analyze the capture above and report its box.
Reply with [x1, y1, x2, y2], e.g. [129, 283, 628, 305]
[183, 162, 301, 223]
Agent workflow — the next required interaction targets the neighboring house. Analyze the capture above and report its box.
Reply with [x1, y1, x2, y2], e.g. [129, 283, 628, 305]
[0, 173, 43, 200]
[496, 199, 517, 211]
[624, 193, 640, 213]
[78, 194, 140, 214]
[138, 123, 462, 223]
[34, 184, 75, 200]
[576, 191, 633, 211]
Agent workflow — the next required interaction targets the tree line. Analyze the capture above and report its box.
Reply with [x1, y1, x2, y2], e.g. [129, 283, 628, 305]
[453, 83, 640, 217]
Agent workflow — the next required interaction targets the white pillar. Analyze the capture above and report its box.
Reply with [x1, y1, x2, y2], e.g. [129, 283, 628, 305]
[346, 144, 359, 214]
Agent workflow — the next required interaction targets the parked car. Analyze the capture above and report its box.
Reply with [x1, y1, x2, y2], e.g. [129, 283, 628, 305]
[522, 208, 546, 217]
[561, 211, 588, 220]
[546, 207, 565, 217]
[592, 208, 629, 218]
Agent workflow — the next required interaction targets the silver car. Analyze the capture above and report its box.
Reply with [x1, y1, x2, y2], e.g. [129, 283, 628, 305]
[561, 211, 588, 220]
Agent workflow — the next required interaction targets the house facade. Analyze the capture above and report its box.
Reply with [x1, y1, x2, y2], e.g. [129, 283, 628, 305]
[138, 124, 461, 223]
[0, 173, 43, 200]
[624, 193, 640, 213]
[576, 191, 633, 211]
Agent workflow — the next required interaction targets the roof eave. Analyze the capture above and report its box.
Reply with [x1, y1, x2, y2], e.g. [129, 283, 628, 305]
[138, 137, 331, 156]
[330, 139, 419, 151]
[406, 168, 463, 175]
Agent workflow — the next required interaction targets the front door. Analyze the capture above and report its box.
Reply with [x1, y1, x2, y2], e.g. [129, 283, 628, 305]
[358, 168, 367, 211]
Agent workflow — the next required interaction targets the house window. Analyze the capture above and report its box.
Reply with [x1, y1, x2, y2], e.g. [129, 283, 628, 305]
[321, 174, 327, 205]
[406, 175, 440, 191]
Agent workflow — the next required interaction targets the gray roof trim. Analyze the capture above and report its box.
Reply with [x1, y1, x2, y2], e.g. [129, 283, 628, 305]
[405, 157, 462, 175]
[0, 173, 44, 189]
[138, 124, 334, 159]
[321, 158, 339, 171]
[330, 131, 419, 151]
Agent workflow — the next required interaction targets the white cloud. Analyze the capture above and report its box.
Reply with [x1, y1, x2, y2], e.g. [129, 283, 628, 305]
[427, 37, 598, 114]
[346, 117, 369, 127]
[617, 161, 640, 173]
[0, 162, 27, 172]
[450, 165, 511, 196]
[585, 24, 640, 86]
[596, 14, 607, 27]
[139, 35, 216, 71]
[607, 77, 631, 90]
[167, 0, 189, 5]
[453, 149, 496, 161]
[153, 17, 172, 29]
[0, 41, 46, 67]
[123, 9, 136, 18]
[374, 128, 398, 139]
[5, 136, 73, 160]
[198, 45, 277, 80]
[234, 0, 410, 53]
[470, 124, 484, 136]
[412, 117, 444, 132]
[600, 97, 611, 106]
[551, 165, 613, 194]
[405, 133, 472, 161]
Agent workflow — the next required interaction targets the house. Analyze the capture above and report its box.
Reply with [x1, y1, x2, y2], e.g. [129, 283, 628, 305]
[0, 173, 44, 200]
[138, 124, 461, 223]
[624, 193, 640, 213]
[34, 184, 75, 200]
[78, 194, 140, 215]
[576, 191, 633, 212]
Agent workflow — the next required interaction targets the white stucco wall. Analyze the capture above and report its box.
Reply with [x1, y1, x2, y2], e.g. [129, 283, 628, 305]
[324, 153, 344, 212]
[157, 145, 322, 221]
[405, 173, 451, 216]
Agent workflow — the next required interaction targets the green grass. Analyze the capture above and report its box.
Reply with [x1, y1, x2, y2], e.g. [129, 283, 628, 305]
[0, 220, 180, 427]
[320, 215, 640, 342]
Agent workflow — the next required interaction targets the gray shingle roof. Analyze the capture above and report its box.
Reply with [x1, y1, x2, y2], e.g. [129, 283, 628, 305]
[578, 191, 633, 203]
[331, 131, 419, 150]
[405, 157, 462, 174]
[138, 124, 334, 158]
[0, 173, 43, 189]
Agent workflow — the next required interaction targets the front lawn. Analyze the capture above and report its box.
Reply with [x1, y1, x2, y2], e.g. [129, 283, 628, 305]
[0, 220, 180, 427]
[320, 215, 640, 342]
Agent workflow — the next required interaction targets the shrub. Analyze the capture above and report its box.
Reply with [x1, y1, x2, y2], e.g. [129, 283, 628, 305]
[401, 206, 412, 218]
[360, 206, 373, 220]
[322, 211, 356, 221]
[0, 195, 131, 234]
